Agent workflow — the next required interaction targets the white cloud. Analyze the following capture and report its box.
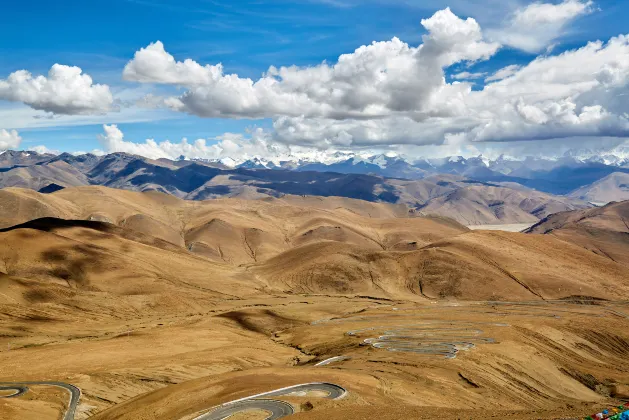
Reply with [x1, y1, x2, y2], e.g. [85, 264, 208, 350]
[270, 114, 474, 147]
[70, 149, 107, 157]
[0, 64, 114, 115]
[488, 0, 594, 53]
[116, 6, 629, 152]
[0, 102, 177, 131]
[0, 129, 21, 151]
[99, 124, 174, 159]
[123, 41, 224, 86]
[419, 8, 500, 66]
[97, 124, 379, 164]
[124, 8, 499, 120]
[452, 71, 487, 80]
[28, 144, 59, 155]
[470, 35, 629, 139]
[266, 34, 629, 147]
[485, 64, 521, 82]
[97, 122, 629, 164]
[512, 0, 593, 27]
[98, 124, 284, 162]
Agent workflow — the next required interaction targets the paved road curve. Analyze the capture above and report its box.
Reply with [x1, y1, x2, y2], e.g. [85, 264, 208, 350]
[195, 399, 294, 420]
[193, 382, 347, 420]
[0, 385, 29, 398]
[260, 383, 346, 399]
[0, 381, 80, 420]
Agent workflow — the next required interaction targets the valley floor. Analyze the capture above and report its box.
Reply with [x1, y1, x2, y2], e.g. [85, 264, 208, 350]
[467, 223, 536, 232]
[1, 296, 628, 420]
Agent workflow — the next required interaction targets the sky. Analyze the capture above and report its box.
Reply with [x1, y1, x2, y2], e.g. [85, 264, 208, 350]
[1, 0, 629, 162]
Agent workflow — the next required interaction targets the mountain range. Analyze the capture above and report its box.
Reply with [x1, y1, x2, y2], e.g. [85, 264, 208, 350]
[0, 150, 600, 226]
[4, 148, 629, 195]
[243, 153, 629, 196]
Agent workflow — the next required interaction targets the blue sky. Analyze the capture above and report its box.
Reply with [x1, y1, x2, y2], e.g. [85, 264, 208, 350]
[1, 0, 629, 159]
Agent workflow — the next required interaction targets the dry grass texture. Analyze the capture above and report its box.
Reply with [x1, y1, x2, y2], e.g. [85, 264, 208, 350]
[0, 187, 628, 419]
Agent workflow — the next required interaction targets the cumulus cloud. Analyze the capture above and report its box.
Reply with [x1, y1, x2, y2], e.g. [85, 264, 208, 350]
[0, 129, 22, 151]
[28, 144, 59, 155]
[419, 8, 499, 66]
[98, 124, 282, 162]
[124, 8, 499, 120]
[0, 64, 114, 115]
[123, 42, 224, 86]
[469, 35, 629, 140]
[265, 34, 629, 147]
[300, 63, 626, 147]
[96, 124, 385, 164]
[488, 0, 594, 53]
[270, 114, 475, 147]
[119, 6, 629, 151]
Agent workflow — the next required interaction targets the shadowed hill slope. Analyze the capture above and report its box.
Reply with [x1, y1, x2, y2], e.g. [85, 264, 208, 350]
[0, 218, 257, 323]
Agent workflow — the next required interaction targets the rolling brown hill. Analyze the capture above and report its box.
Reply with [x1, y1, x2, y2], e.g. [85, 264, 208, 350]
[0, 218, 251, 313]
[0, 186, 466, 264]
[525, 200, 629, 267]
[0, 186, 626, 303]
[417, 184, 589, 225]
[252, 229, 629, 300]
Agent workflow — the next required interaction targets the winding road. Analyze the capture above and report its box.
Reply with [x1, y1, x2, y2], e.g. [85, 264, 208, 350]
[0, 381, 80, 420]
[193, 382, 347, 420]
[1, 381, 345, 420]
[195, 399, 294, 420]
[0, 385, 29, 398]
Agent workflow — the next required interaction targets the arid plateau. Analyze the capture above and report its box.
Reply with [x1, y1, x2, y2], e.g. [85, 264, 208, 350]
[1, 187, 628, 419]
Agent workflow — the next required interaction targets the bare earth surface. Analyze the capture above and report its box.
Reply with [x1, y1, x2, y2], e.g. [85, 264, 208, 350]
[0, 187, 628, 419]
[467, 223, 535, 232]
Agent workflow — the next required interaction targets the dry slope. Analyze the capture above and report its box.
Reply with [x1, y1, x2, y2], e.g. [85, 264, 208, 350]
[418, 184, 590, 225]
[253, 230, 629, 301]
[569, 172, 629, 204]
[0, 186, 627, 304]
[526, 200, 629, 267]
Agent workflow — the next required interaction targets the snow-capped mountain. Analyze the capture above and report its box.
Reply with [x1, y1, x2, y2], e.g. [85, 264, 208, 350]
[98, 143, 629, 194]
[560, 141, 629, 167]
[4, 140, 629, 196]
[172, 139, 629, 175]
[201, 149, 629, 195]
